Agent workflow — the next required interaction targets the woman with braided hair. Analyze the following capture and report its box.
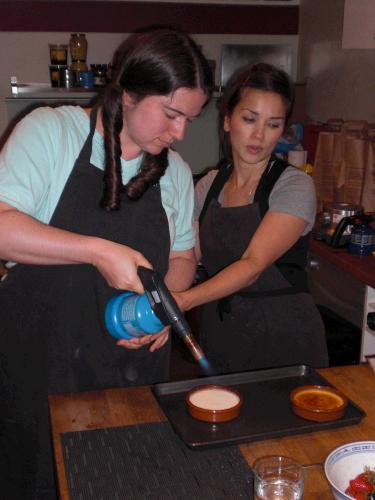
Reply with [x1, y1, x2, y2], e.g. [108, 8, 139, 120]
[0, 27, 213, 498]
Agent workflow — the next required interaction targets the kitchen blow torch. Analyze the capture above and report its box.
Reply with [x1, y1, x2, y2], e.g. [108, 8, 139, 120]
[105, 266, 212, 373]
[138, 266, 207, 364]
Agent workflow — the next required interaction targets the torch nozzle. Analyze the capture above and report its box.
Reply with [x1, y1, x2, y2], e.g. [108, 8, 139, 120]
[181, 333, 205, 361]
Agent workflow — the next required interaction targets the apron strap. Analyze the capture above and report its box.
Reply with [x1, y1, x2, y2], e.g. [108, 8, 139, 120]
[77, 106, 99, 164]
[199, 163, 233, 225]
[254, 156, 290, 218]
[199, 156, 290, 225]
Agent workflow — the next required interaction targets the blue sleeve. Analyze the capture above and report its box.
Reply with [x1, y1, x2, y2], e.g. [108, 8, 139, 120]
[0, 108, 60, 216]
[161, 151, 195, 252]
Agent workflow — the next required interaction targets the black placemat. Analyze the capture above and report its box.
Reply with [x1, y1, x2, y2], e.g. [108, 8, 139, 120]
[61, 421, 253, 499]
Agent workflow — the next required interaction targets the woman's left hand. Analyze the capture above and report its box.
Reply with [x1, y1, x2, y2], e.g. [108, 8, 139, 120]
[148, 326, 171, 352]
[116, 326, 171, 351]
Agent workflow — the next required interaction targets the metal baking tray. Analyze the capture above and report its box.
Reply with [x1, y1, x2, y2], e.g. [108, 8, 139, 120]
[152, 365, 366, 449]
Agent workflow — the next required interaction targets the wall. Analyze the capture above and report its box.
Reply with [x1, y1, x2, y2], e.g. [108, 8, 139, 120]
[298, 0, 375, 123]
[0, 1, 299, 172]
[0, 32, 298, 173]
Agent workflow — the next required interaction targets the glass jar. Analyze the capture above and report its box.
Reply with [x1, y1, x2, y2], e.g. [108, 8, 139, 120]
[70, 60, 89, 87]
[69, 33, 87, 63]
[49, 44, 68, 65]
[70, 60, 88, 72]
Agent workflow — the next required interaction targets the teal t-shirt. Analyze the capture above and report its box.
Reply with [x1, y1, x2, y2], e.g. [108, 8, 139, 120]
[0, 105, 195, 252]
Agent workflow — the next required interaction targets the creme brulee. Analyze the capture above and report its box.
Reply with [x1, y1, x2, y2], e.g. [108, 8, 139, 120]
[189, 387, 240, 411]
[294, 389, 344, 411]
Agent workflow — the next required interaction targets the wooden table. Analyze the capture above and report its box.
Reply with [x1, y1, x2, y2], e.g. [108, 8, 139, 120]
[49, 364, 375, 499]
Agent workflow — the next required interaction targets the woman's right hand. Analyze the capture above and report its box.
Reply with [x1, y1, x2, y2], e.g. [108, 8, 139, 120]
[90, 238, 152, 294]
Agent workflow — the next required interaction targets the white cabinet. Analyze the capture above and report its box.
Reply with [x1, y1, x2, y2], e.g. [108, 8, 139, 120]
[173, 97, 220, 174]
[5, 90, 97, 124]
[342, 0, 375, 49]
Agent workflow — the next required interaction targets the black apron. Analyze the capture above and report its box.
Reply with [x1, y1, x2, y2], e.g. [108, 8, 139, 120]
[199, 160, 328, 375]
[0, 109, 171, 498]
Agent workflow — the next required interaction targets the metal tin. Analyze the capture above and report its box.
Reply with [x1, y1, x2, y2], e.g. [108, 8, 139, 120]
[325, 202, 361, 226]
[49, 64, 68, 88]
[58, 67, 74, 88]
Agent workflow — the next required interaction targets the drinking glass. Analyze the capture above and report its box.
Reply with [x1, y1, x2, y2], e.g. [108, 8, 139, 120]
[253, 455, 305, 500]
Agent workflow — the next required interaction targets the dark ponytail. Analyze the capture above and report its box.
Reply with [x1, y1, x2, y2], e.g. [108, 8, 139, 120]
[99, 27, 214, 210]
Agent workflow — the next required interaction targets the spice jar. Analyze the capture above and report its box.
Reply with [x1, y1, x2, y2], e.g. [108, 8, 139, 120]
[49, 44, 68, 65]
[69, 33, 87, 63]
[90, 64, 108, 87]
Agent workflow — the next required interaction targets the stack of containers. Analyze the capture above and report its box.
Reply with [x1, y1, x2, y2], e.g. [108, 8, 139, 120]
[48, 34, 109, 89]
[48, 44, 68, 87]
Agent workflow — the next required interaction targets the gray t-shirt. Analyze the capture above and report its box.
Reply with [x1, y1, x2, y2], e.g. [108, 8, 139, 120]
[194, 164, 316, 235]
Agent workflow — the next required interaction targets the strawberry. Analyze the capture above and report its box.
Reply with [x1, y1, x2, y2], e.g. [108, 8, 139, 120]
[346, 467, 375, 499]
[344, 488, 368, 500]
[349, 474, 373, 493]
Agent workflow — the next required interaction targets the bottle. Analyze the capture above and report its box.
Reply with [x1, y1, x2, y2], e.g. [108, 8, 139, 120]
[348, 220, 375, 256]
[105, 292, 165, 340]
[90, 64, 108, 87]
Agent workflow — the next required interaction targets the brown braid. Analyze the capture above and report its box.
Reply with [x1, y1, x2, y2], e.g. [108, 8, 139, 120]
[125, 150, 169, 200]
[100, 84, 124, 210]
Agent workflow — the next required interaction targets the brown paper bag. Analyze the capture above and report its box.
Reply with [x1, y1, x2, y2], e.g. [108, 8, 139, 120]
[313, 131, 345, 211]
[313, 121, 369, 211]
[339, 121, 368, 205]
[360, 139, 375, 212]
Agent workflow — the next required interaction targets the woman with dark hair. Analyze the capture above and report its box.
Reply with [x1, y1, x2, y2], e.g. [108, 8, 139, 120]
[0, 27, 213, 498]
[174, 62, 328, 374]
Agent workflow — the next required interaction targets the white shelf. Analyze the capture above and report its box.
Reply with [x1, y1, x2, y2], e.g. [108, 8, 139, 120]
[7, 87, 97, 101]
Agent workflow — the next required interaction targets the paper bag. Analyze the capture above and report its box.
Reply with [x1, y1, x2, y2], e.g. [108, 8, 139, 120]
[313, 121, 369, 211]
[360, 139, 375, 212]
[313, 131, 345, 211]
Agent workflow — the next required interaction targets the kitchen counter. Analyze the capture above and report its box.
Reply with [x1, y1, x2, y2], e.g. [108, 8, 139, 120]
[309, 238, 375, 361]
[309, 238, 375, 290]
[49, 363, 375, 499]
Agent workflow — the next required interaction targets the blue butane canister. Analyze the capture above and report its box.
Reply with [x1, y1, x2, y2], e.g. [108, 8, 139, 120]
[105, 292, 165, 340]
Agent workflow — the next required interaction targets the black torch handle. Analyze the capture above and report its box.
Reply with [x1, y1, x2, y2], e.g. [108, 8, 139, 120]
[137, 266, 192, 338]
